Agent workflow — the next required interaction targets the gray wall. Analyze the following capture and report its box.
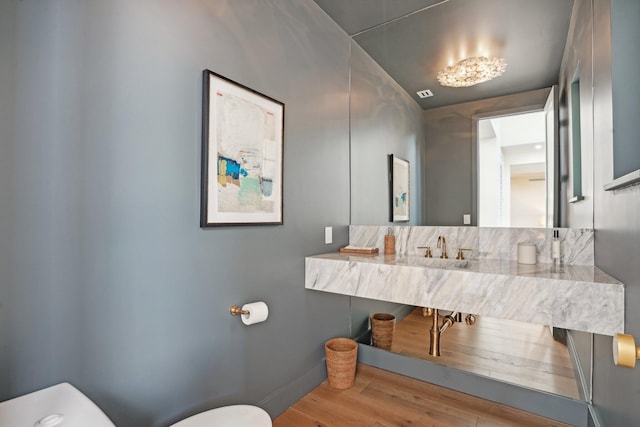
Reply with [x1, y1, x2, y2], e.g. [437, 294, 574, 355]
[559, 0, 640, 423]
[589, 0, 640, 424]
[5, 1, 640, 426]
[559, 0, 595, 229]
[350, 41, 424, 226]
[422, 88, 550, 226]
[0, 0, 16, 401]
[1, 1, 352, 425]
[610, 0, 640, 179]
[559, 0, 596, 399]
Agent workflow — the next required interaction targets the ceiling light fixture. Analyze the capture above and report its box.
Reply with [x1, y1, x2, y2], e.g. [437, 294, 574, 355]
[437, 56, 507, 88]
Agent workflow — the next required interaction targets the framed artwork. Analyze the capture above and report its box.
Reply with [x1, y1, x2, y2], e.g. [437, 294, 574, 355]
[200, 69, 284, 227]
[389, 154, 410, 222]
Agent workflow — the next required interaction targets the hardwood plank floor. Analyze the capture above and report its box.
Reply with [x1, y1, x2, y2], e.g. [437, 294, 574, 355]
[389, 308, 582, 399]
[273, 363, 572, 427]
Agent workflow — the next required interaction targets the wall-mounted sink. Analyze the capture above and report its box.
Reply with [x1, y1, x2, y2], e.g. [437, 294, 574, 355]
[305, 252, 624, 336]
[395, 256, 473, 270]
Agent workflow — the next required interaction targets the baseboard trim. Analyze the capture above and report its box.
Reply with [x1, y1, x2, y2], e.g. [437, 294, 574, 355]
[588, 404, 603, 427]
[391, 304, 415, 321]
[258, 360, 326, 419]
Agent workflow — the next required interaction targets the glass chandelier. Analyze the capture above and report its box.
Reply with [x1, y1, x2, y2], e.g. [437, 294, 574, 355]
[437, 56, 507, 88]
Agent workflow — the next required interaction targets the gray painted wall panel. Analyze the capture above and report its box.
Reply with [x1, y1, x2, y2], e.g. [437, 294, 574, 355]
[5, 1, 640, 426]
[0, 0, 16, 401]
[589, 0, 640, 424]
[610, 0, 640, 178]
[559, 0, 595, 229]
[557, 1, 597, 401]
[2, 1, 351, 425]
[557, 0, 640, 423]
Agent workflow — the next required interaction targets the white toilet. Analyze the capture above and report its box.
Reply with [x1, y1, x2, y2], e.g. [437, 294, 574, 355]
[0, 383, 271, 427]
[0, 383, 116, 427]
[170, 404, 272, 427]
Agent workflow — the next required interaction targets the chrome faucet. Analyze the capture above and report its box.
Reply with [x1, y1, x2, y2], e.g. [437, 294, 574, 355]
[437, 235, 448, 259]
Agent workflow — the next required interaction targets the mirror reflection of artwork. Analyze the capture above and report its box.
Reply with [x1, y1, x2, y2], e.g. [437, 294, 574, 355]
[389, 155, 410, 222]
[201, 69, 284, 226]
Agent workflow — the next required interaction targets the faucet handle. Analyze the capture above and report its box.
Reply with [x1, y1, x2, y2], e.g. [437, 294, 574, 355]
[417, 246, 433, 258]
[456, 248, 473, 260]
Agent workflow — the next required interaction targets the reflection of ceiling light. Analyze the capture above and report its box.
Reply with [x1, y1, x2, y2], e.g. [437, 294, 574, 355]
[437, 56, 507, 88]
[534, 144, 543, 150]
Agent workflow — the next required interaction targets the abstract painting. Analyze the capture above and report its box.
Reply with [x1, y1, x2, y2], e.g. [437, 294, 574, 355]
[389, 154, 410, 222]
[201, 70, 284, 226]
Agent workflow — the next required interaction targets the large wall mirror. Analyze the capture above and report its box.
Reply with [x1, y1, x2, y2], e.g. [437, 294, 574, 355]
[339, 0, 595, 403]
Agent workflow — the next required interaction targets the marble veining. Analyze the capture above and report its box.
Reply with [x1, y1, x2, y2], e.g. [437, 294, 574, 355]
[308, 226, 618, 335]
[350, 225, 594, 265]
[350, 226, 480, 259]
[479, 227, 594, 265]
[305, 253, 623, 336]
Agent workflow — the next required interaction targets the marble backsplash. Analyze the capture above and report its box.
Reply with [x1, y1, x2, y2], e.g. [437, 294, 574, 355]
[349, 226, 594, 266]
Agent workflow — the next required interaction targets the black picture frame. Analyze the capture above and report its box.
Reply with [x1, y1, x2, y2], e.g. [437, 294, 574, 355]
[201, 69, 285, 227]
[389, 154, 410, 222]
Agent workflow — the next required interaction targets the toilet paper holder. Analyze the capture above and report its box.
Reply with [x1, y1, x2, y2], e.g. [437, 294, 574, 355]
[230, 305, 250, 316]
[229, 301, 269, 325]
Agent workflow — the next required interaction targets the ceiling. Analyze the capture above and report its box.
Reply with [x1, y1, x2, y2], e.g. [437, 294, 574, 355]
[313, 0, 574, 109]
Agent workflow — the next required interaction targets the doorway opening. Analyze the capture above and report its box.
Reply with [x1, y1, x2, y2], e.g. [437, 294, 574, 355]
[478, 111, 548, 228]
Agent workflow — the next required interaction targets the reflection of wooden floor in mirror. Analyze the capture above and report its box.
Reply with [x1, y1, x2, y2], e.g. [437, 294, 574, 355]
[391, 308, 582, 400]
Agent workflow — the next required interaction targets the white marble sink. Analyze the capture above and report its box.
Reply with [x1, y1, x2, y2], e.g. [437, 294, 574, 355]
[305, 252, 624, 336]
[393, 256, 473, 270]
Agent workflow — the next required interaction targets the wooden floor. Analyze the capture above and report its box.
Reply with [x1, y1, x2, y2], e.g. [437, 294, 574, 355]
[390, 308, 581, 399]
[274, 363, 572, 427]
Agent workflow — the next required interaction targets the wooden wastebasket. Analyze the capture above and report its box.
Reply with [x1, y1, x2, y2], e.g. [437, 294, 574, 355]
[370, 313, 396, 350]
[325, 338, 358, 389]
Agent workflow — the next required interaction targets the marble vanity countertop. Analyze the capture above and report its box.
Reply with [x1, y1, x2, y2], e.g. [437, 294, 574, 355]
[305, 252, 624, 336]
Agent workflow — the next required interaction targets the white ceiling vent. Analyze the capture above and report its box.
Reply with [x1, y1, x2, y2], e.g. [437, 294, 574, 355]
[416, 89, 434, 98]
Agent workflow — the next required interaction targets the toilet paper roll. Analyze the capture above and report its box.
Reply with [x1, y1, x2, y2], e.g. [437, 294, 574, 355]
[241, 301, 269, 326]
[517, 243, 537, 265]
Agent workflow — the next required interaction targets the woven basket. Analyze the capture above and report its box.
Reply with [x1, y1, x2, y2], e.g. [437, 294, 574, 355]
[325, 338, 358, 389]
[370, 313, 396, 350]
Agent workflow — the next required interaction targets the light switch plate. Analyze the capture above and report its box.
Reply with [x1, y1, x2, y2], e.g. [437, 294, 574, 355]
[463, 214, 471, 225]
[325, 226, 332, 244]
